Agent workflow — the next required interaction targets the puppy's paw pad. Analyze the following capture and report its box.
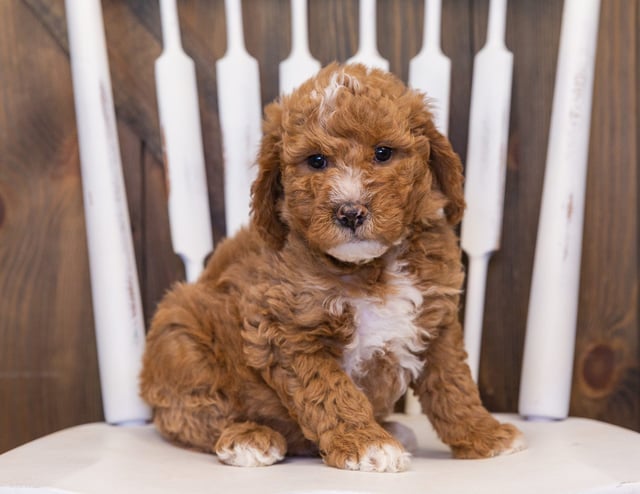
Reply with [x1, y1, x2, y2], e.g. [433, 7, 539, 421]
[344, 443, 411, 473]
[216, 444, 285, 467]
[451, 423, 526, 459]
[215, 423, 287, 467]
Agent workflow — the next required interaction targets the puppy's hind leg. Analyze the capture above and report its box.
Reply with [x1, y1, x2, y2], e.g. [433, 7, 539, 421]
[153, 401, 233, 454]
[140, 282, 240, 454]
[215, 421, 288, 467]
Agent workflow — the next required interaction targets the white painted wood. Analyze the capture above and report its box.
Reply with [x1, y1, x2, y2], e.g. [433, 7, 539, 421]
[279, 0, 321, 95]
[156, 0, 213, 282]
[346, 0, 389, 71]
[65, 0, 150, 424]
[216, 0, 262, 236]
[1, 414, 638, 493]
[460, 0, 513, 382]
[405, 0, 452, 416]
[463, 254, 491, 379]
[408, 0, 451, 135]
[519, 0, 601, 421]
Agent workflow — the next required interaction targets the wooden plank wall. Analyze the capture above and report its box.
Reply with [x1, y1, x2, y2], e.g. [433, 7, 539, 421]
[0, 0, 637, 453]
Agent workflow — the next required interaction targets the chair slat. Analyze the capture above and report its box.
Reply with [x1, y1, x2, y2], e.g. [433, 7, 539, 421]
[347, 0, 389, 71]
[460, 0, 514, 382]
[409, 0, 451, 136]
[65, 0, 150, 424]
[216, 0, 262, 237]
[156, 0, 213, 282]
[279, 0, 321, 95]
[520, 0, 601, 420]
[405, 0, 452, 415]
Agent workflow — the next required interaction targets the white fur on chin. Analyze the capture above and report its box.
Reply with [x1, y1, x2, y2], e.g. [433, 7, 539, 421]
[327, 240, 388, 264]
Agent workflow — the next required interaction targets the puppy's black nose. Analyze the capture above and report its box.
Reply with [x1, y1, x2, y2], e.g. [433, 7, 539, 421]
[335, 203, 369, 231]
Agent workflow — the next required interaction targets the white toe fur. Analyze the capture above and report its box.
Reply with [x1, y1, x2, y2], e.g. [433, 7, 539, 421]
[495, 431, 527, 457]
[217, 444, 285, 467]
[344, 443, 411, 472]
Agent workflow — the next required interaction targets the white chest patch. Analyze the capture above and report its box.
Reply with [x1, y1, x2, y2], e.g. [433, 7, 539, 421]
[332, 262, 427, 384]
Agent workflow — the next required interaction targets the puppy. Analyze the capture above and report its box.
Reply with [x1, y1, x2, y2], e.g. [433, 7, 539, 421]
[140, 63, 525, 472]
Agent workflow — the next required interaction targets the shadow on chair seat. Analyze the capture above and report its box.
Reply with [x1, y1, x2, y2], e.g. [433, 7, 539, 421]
[0, 414, 638, 494]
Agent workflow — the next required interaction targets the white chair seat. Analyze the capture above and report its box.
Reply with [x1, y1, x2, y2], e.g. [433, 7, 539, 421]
[0, 414, 638, 494]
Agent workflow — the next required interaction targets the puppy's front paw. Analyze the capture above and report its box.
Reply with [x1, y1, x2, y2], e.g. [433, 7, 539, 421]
[344, 442, 411, 472]
[322, 429, 410, 472]
[452, 422, 526, 459]
[215, 422, 287, 467]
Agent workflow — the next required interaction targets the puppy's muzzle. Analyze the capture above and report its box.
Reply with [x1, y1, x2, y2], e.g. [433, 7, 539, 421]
[335, 203, 369, 231]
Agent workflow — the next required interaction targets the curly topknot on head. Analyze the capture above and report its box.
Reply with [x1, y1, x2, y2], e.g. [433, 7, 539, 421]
[251, 63, 465, 256]
[312, 66, 364, 119]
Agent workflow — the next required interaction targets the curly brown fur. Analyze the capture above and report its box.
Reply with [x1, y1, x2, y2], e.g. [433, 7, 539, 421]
[140, 63, 524, 472]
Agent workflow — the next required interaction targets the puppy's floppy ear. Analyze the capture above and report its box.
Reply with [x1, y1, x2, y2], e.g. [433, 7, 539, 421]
[424, 117, 465, 225]
[250, 101, 289, 249]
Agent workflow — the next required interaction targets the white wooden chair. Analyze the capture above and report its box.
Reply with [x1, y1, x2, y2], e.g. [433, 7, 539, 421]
[1, 1, 638, 493]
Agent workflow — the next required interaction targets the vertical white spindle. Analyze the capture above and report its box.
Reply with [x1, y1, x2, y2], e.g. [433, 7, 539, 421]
[156, 0, 213, 282]
[519, 0, 601, 421]
[279, 0, 320, 94]
[347, 0, 389, 71]
[409, 0, 451, 135]
[460, 0, 513, 382]
[65, 0, 150, 424]
[216, 0, 262, 237]
[405, 0, 451, 415]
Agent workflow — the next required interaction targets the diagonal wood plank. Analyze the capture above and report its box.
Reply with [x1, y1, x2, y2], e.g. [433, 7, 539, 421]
[571, 0, 639, 431]
[0, 0, 102, 452]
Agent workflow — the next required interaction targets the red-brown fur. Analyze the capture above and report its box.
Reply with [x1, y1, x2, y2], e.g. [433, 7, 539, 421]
[140, 63, 524, 471]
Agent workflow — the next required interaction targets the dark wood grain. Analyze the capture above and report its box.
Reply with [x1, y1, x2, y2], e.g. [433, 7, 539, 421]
[571, 0, 639, 430]
[309, 0, 359, 64]
[0, 0, 638, 454]
[176, 0, 229, 241]
[435, 0, 473, 177]
[0, 0, 102, 453]
[377, 0, 420, 80]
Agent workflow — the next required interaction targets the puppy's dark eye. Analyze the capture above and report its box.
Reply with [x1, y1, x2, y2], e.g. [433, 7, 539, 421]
[307, 154, 328, 170]
[374, 146, 393, 163]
